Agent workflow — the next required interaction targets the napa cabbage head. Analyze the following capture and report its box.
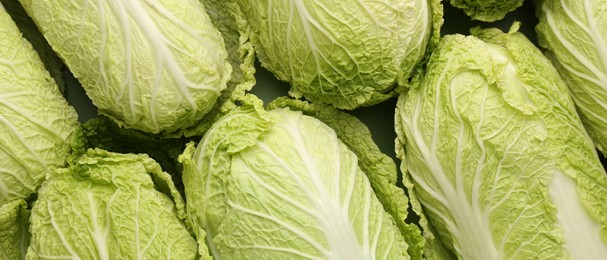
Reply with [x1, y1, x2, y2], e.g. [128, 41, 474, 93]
[180, 96, 424, 259]
[0, 4, 78, 258]
[18, 0, 232, 134]
[0, 2, 79, 207]
[449, 0, 524, 22]
[395, 24, 607, 259]
[26, 149, 199, 259]
[236, 0, 443, 110]
[535, 0, 607, 155]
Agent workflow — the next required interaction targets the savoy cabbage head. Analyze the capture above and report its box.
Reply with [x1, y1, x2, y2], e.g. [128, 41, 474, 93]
[19, 0, 232, 135]
[27, 149, 199, 259]
[236, 0, 443, 110]
[395, 25, 607, 259]
[535, 0, 607, 155]
[180, 96, 424, 259]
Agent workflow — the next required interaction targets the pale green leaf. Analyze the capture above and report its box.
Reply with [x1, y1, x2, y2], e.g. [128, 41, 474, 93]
[182, 105, 412, 259]
[19, 0, 232, 134]
[0, 3, 79, 206]
[27, 149, 198, 259]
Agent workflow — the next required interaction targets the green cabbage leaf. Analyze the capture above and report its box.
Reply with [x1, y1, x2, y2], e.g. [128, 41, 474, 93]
[177, 0, 258, 137]
[19, 0, 232, 135]
[449, 0, 524, 22]
[535, 0, 607, 155]
[395, 25, 607, 259]
[237, 0, 442, 109]
[0, 199, 30, 260]
[0, 0, 66, 93]
[0, 2, 79, 207]
[181, 98, 420, 259]
[26, 149, 198, 259]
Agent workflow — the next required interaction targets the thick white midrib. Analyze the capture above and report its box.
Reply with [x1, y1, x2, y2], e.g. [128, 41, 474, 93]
[292, 0, 323, 80]
[87, 192, 110, 260]
[120, 0, 200, 109]
[549, 169, 607, 259]
[581, 0, 607, 79]
[405, 77, 498, 259]
[407, 133, 498, 259]
[282, 113, 369, 260]
[544, 4, 607, 88]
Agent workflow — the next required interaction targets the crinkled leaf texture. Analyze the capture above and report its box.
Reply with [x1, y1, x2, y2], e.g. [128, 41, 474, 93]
[177, 0, 258, 137]
[449, 0, 524, 22]
[181, 103, 412, 259]
[27, 149, 198, 259]
[237, 0, 442, 110]
[70, 116, 189, 190]
[268, 97, 425, 259]
[395, 25, 607, 259]
[0, 4, 79, 206]
[0, 199, 30, 260]
[19, 0, 232, 134]
[0, 0, 66, 93]
[535, 0, 607, 155]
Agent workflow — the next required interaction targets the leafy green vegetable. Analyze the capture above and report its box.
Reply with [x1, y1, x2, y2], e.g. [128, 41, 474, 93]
[0, 199, 30, 260]
[181, 99, 417, 259]
[0, 2, 79, 207]
[0, 0, 66, 94]
[268, 97, 425, 259]
[449, 0, 524, 22]
[395, 24, 607, 259]
[236, 0, 443, 110]
[70, 117, 189, 192]
[177, 0, 258, 137]
[535, 0, 607, 155]
[27, 149, 198, 259]
[19, 0, 232, 135]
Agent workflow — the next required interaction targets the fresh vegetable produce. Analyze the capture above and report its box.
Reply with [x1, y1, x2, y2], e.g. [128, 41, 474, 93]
[0, 199, 29, 259]
[27, 149, 199, 259]
[449, 0, 524, 22]
[0, 2, 78, 257]
[180, 96, 424, 259]
[18, 0, 232, 135]
[70, 116, 189, 190]
[0, 1, 79, 208]
[395, 24, 607, 259]
[535, 0, 607, 155]
[0, 0, 66, 93]
[181, 0, 258, 137]
[3, 0, 607, 259]
[236, 0, 443, 110]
